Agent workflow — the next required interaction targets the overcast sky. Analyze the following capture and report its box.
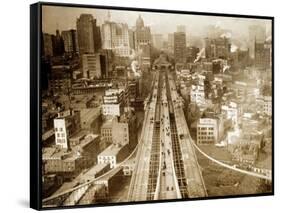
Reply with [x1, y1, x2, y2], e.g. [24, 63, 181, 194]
[42, 5, 271, 39]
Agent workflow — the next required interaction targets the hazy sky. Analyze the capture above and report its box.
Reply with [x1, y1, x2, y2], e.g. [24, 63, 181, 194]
[42, 5, 271, 39]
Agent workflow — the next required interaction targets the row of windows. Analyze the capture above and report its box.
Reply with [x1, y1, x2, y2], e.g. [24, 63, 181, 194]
[99, 156, 115, 160]
[198, 136, 214, 140]
[102, 132, 112, 137]
[198, 127, 214, 130]
[198, 132, 214, 135]
[55, 127, 64, 132]
[57, 139, 66, 143]
[56, 133, 65, 137]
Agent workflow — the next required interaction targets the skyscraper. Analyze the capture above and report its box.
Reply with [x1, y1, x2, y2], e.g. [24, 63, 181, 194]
[134, 15, 152, 67]
[255, 41, 271, 69]
[248, 24, 266, 58]
[174, 32, 186, 64]
[61, 29, 79, 54]
[82, 53, 104, 79]
[101, 21, 130, 57]
[42, 33, 53, 57]
[135, 15, 151, 47]
[204, 37, 231, 59]
[76, 14, 101, 54]
[51, 30, 64, 56]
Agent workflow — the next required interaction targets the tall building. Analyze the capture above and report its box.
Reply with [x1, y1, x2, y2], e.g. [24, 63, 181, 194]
[61, 29, 79, 54]
[135, 15, 152, 67]
[152, 34, 164, 49]
[197, 118, 218, 144]
[49, 65, 72, 93]
[54, 110, 81, 150]
[174, 32, 187, 64]
[42, 33, 53, 57]
[248, 24, 266, 58]
[101, 21, 130, 57]
[128, 29, 135, 50]
[190, 85, 205, 106]
[204, 37, 231, 59]
[76, 14, 101, 54]
[102, 88, 125, 117]
[51, 30, 64, 56]
[255, 41, 271, 69]
[82, 53, 107, 79]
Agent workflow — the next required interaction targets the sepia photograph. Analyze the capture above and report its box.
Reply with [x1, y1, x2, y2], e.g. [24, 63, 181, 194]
[36, 2, 273, 209]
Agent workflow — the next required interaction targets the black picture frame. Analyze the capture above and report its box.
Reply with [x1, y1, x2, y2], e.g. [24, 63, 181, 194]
[30, 1, 274, 210]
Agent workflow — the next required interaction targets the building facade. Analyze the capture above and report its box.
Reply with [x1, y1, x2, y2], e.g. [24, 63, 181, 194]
[255, 41, 271, 69]
[135, 15, 152, 68]
[197, 118, 218, 144]
[61, 29, 79, 54]
[101, 21, 130, 57]
[174, 32, 187, 64]
[102, 88, 125, 117]
[43, 33, 53, 57]
[54, 110, 81, 150]
[76, 14, 101, 54]
[82, 53, 106, 79]
[248, 24, 266, 58]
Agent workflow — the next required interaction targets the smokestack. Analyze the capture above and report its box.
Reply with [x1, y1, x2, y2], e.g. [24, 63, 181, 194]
[194, 48, 205, 63]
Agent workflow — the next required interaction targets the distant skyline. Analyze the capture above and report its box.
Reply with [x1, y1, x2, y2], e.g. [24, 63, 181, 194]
[42, 5, 271, 39]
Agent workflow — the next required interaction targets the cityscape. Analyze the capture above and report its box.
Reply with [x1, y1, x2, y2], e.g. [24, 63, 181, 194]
[41, 5, 272, 207]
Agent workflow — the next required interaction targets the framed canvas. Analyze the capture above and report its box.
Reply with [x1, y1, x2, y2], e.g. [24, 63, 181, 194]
[30, 2, 274, 210]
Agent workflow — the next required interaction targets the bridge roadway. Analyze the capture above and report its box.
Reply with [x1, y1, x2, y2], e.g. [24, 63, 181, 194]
[127, 71, 161, 201]
[158, 78, 181, 200]
[167, 73, 207, 198]
[128, 71, 193, 201]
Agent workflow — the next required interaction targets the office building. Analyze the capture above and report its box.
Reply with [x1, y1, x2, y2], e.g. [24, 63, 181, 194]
[97, 144, 128, 168]
[49, 64, 72, 93]
[77, 14, 101, 54]
[249, 24, 266, 58]
[255, 41, 271, 69]
[135, 15, 152, 67]
[197, 118, 219, 144]
[204, 37, 231, 59]
[61, 29, 79, 54]
[174, 32, 187, 64]
[42, 33, 53, 57]
[190, 85, 205, 106]
[82, 53, 108, 79]
[43, 134, 100, 176]
[51, 30, 65, 56]
[102, 88, 125, 117]
[53, 110, 81, 150]
[101, 20, 130, 57]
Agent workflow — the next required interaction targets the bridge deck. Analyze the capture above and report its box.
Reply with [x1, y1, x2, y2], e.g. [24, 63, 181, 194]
[168, 75, 207, 198]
